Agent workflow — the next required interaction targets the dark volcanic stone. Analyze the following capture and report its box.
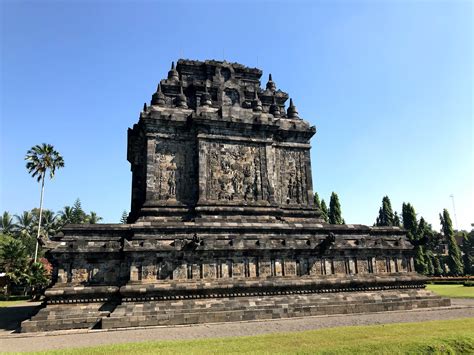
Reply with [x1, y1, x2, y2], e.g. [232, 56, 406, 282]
[21, 59, 449, 333]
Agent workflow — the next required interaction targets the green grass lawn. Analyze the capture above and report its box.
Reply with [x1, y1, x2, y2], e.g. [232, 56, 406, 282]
[0, 300, 30, 307]
[27, 318, 474, 355]
[427, 284, 474, 298]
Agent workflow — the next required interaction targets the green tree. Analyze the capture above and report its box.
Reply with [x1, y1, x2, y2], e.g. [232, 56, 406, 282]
[401, 203, 428, 274]
[87, 212, 102, 224]
[40, 209, 59, 237]
[14, 211, 36, 258]
[328, 192, 343, 225]
[425, 250, 434, 275]
[26, 262, 50, 300]
[71, 199, 87, 224]
[58, 205, 74, 226]
[439, 209, 463, 276]
[0, 235, 29, 298]
[413, 217, 429, 274]
[320, 200, 328, 222]
[393, 212, 401, 227]
[375, 196, 394, 226]
[313, 192, 321, 209]
[1, 211, 14, 235]
[432, 254, 443, 276]
[14, 211, 34, 237]
[59, 202, 102, 225]
[461, 231, 473, 275]
[120, 211, 128, 224]
[402, 203, 417, 241]
[25, 143, 65, 262]
[426, 229, 443, 254]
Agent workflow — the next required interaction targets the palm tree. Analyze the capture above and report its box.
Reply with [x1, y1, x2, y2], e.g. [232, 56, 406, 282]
[58, 206, 74, 226]
[1, 211, 14, 234]
[87, 212, 102, 224]
[14, 211, 35, 237]
[40, 209, 60, 237]
[14, 211, 36, 258]
[25, 143, 65, 262]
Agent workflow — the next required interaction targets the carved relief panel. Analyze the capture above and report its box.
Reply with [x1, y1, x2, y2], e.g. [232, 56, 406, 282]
[205, 141, 270, 203]
[152, 138, 197, 204]
[276, 147, 310, 206]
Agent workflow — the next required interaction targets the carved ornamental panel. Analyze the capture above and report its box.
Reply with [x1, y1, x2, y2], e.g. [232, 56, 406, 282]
[206, 142, 269, 203]
[153, 139, 197, 204]
[276, 147, 310, 206]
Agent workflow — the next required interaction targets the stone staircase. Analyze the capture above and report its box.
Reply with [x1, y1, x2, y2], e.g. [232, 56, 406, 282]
[21, 302, 112, 332]
[101, 289, 450, 329]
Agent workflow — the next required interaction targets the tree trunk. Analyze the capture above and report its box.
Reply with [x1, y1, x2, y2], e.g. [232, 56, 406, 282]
[34, 173, 45, 263]
[5, 282, 10, 300]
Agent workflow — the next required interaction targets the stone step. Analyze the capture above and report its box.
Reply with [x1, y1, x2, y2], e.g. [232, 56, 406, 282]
[102, 297, 450, 329]
[110, 293, 441, 314]
[31, 311, 109, 321]
[21, 316, 101, 333]
[111, 296, 446, 317]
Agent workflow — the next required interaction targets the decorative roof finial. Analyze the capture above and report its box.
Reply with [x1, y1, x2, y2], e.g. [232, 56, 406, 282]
[266, 73, 276, 91]
[143, 102, 147, 112]
[287, 98, 299, 119]
[167, 61, 179, 81]
[201, 84, 212, 107]
[176, 84, 188, 109]
[252, 87, 262, 112]
[151, 83, 166, 106]
[269, 95, 280, 117]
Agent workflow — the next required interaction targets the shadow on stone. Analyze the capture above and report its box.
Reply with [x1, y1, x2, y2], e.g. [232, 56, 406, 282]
[0, 303, 42, 333]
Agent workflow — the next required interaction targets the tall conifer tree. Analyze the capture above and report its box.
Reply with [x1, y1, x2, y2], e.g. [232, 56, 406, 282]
[440, 209, 463, 276]
[328, 192, 343, 225]
[402, 203, 417, 241]
[375, 196, 394, 226]
[401, 203, 428, 274]
[432, 255, 443, 276]
[462, 231, 473, 275]
[320, 200, 329, 222]
[313, 192, 321, 209]
[414, 217, 429, 275]
[393, 212, 401, 227]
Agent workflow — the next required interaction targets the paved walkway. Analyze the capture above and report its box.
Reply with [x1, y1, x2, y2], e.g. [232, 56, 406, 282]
[1, 299, 473, 353]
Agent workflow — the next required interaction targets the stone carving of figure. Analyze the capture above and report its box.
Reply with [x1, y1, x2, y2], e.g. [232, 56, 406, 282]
[287, 177, 294, 200]
[286, 157, 301, 204]
[253, 154, 261, 200]
[243, 165, 254, 201]
[232, 171, 243, 197]
[209, 143, 265, 202]
[295, 172, 301, 204]
[168, 169, 176, 196]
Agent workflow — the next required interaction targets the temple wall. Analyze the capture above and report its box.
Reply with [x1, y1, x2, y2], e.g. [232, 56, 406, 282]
[53, 254, 415, 286]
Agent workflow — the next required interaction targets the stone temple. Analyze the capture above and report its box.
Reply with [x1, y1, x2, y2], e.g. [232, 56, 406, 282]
[22, 59, 449, 332]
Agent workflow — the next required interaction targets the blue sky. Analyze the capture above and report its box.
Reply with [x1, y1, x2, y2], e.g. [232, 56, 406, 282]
[1, 0, 472, 230]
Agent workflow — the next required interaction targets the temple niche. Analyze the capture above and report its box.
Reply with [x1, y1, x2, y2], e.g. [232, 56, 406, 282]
[21, 59, 449, 333]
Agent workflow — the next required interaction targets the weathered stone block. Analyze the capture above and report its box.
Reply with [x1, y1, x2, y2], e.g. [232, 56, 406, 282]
[284, 260, 297, 276]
